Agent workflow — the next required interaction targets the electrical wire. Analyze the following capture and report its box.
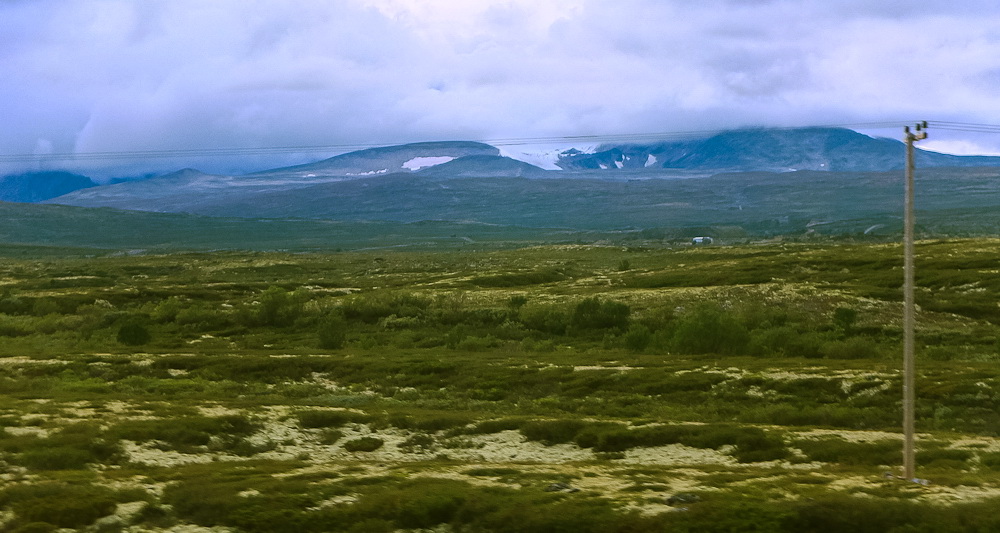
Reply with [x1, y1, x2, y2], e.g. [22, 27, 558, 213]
[926, 121, 1000, 133]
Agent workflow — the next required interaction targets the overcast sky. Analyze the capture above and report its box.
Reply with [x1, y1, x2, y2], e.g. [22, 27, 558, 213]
[4, 0, 1000, 178]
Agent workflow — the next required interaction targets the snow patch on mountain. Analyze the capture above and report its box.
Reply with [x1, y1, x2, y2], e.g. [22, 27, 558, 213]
[402, 157, 455, 171]
[499, 144, 599, 170]
[346, 169, 389, 176]
[498, 147, 562, 170]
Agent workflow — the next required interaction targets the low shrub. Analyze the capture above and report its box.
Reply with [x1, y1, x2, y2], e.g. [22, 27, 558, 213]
[471, 267, 567, 287]
[319, 429, 345, 445]
[463, 467, 521, 477]
[111, 415, 259, 452]
[916, 447, 973, 469]
[570, 297, 630, 332]
[981, 452, 1000, 470]
[518, 304, 570, 335]
[343, 437, 384, 452]
[0, 482, 117, 529]
[296, 410, 369, 429]
[523, 420, 787, 462]
[317, 313, 348, 349]
[117, 320, 151, 346]
[398, 433, 436, 452]
[388, 413, 473, 432]
[670, 304, 749, 355]
[1, 422, 120, 471]
[623, 324, 652, 352]
[520, 419, 588, 445]
[466, 418, 525, 434]
[793, 437, 899, 466]
[821, 337, 881, 359]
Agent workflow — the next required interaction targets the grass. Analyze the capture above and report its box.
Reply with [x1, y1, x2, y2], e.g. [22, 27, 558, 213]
[0, 240, 998, 531]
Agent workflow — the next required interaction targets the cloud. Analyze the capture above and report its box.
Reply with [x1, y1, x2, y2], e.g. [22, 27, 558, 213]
[3, 0, 1000, 177]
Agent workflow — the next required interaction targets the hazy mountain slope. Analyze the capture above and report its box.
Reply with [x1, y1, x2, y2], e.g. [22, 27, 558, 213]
[255, 141, 500, 178]
[45, 168, 265, 212]
[167, 166, 1000, 237]
[415, 155, 549, 178]
[557, 128, 1000, 172]
[46, 142, 507, 211]
[0, 171, 97, 202]
[11, 166, 1000, 250]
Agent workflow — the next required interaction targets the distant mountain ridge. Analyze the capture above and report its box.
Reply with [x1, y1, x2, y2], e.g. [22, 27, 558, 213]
[255, 140, 500, 177]
[556, 127, 1000, 172]
[0, 171, 96, 203]
[31, 127, 1000, 217]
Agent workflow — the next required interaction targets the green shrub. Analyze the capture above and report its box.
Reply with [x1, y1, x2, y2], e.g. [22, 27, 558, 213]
[0, 315, 31, 337]
[730, 430, 789, 463]
[341, 292, 430, 324]
[30, 299, 59, 316]
[2, 422, 120, 471]
[916, 447, 973, 468]
[0, 293, 30, 315]
[467, 418, 525, 434]
[388, 413, 473, 432]
[832, 307, 858, 332]
[319, 429, 345, 445]
[0, 482, 117, 529]
[296, 409, 369, 428]
[981, 452, 1000, 470]
[820, 337, 880, 359]
[117, 320, 151, 346]
[463, 467, 521, 477]
[317, 313, 348, 349]
[174, 304, 232, 330]
[152, 296, 184, 322]
[134, 503, 176, 529]
[520, 419, 588, 445]
[925, 346, 954, 361]
[794, 437, 899, 466]
[471, 267, 567, 287]
[670, 304, 749, 354]
[507, 295, 529, 308]
[456, 335, 500, 352]
[748, 326, 800, 356]
[570, 297, 630, 331]
[623, 324, 652, 352]
[343, 437, 384, 452]
[398, 433, 436, 452]
[246, 286, 308, 327]
[518, 303, 570, 335]
[111, 415, 258, 452]
[19, 447, 96, 471]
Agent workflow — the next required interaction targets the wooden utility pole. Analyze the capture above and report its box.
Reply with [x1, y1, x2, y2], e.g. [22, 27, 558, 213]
[902, 121, 927, 480]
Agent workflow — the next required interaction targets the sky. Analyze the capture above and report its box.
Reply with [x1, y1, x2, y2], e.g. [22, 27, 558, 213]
[3, 0, 1000, 179]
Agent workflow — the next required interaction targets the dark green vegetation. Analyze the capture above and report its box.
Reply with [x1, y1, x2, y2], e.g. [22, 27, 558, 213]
[6, 165, 1000, 253]
[0, 239, 999, 531]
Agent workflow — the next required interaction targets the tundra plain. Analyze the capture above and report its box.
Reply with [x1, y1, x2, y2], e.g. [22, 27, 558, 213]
[0, 239, 999, 532]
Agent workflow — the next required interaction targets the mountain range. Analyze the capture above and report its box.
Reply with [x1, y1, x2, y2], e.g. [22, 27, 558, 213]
[556, 127, 1000, 172]
[1, 127, 999, 250]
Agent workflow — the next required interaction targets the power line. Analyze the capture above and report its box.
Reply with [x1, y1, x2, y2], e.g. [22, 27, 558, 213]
[926, 121, 1000, 133]
[0, 120, 926, 164]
